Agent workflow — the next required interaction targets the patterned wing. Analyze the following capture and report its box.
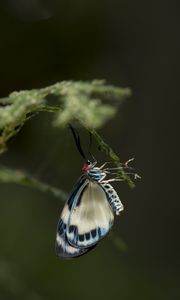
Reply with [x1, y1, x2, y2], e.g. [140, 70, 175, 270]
[56, 218, 88, 258]
[66, 181, 114, 248]
[55, 175, 95, 258]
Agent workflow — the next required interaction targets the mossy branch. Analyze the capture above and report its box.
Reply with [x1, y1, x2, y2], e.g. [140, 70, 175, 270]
[0, 165, 67, 201]
[0, 79, 135, 187]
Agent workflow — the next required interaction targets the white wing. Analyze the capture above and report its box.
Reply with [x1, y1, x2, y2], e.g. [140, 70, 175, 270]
[67, 181, 114, 248]
[55, 176, 94, 258]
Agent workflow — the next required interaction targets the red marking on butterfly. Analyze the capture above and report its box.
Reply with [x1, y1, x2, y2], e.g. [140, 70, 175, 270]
[82, 164, 89, 172]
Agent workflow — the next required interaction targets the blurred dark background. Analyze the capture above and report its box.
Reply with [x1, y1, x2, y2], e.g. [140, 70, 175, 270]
[0, 0, 179, 299]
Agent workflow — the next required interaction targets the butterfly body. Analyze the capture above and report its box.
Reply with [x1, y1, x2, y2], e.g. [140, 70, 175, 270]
[56, 161, 124, 259]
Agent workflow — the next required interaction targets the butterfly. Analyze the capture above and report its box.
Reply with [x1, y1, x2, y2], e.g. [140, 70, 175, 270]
[55, 159, 124, 258]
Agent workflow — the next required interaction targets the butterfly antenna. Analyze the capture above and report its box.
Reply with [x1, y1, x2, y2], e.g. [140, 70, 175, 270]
[88, 131, 97, 163]
[69, 125, 87, 160]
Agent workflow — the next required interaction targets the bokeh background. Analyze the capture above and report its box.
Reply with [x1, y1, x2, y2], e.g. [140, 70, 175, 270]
[0, 0, 179, 299]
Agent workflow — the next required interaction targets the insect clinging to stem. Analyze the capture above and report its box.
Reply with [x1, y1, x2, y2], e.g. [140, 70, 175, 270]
[55, 126, 136, 259]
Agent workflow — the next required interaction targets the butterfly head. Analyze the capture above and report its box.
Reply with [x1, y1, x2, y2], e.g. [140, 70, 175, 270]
[82, 160, 96, 172]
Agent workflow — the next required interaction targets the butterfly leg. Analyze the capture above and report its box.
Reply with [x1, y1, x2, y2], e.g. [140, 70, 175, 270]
[99, 162, 109, 169]
[101, 178, 124, 183]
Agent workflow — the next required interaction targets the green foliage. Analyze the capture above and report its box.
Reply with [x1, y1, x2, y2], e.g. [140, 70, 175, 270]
[0, 80, 131, 154]
[0, 79, 135, 187]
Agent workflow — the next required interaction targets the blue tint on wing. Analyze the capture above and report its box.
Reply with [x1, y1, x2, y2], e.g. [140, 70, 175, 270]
[66, 182, 114, 249]
[66, 175, 87, 210]
[55, 175, 97, 258]
[56, 218, 90, 258]
[68, 226, 111, 249]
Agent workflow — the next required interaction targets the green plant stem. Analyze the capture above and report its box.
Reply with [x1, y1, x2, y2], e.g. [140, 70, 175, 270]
[0, 166, 67, 201]
[86, 128, 135, 188]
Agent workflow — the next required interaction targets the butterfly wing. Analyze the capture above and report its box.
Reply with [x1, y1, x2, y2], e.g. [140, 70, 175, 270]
[56, 216, 94, 258]
[56, 218, 87, 258]
[55, 175, 96, 258]
[66, 181, 114, 248]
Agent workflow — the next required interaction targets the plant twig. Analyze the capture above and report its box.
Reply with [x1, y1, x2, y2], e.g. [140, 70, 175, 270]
[86, 128, 135, 188]
[0, 166, 67, 201]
